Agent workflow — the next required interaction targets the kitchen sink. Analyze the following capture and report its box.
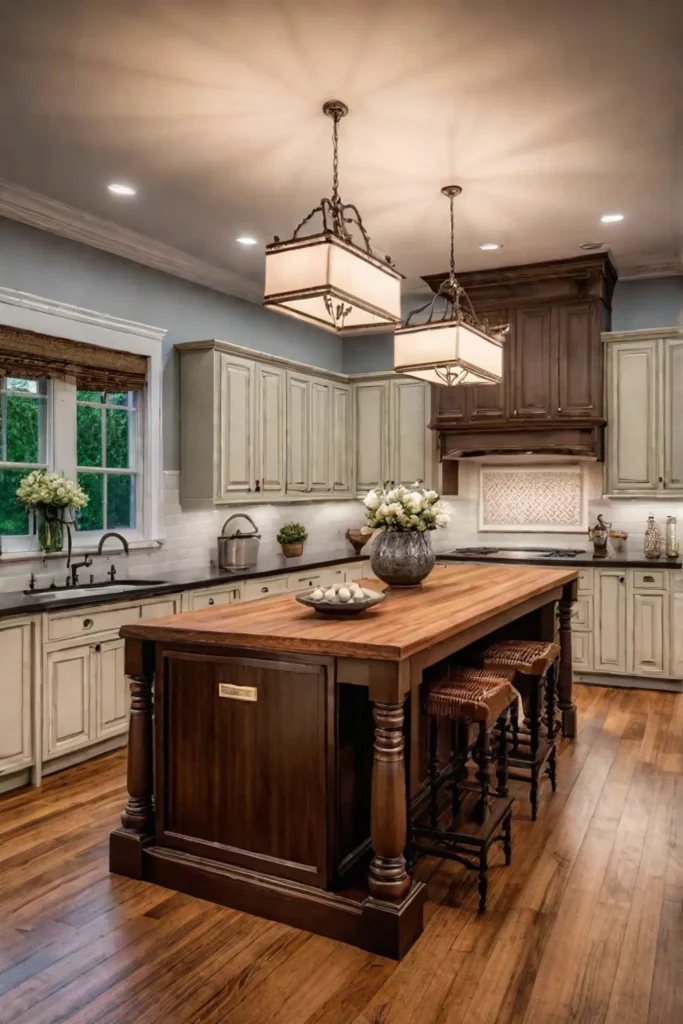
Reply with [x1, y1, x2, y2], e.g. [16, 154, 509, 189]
[24, 579, 167, 599]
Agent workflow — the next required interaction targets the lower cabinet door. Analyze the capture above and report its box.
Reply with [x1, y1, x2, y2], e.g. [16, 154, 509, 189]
[630, 592, 668, 677]
[96, 637, 129, 739]
[594, 570, 627, 674]
[572, 631, 593, 671]
[44, 642, 94, 759]
[0, 620, 34, 774]
[671, 592, 683, 678]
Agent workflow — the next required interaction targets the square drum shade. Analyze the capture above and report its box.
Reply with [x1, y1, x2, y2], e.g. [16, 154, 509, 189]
[394, 318, 503, 385]
[264, 233, 402, 334]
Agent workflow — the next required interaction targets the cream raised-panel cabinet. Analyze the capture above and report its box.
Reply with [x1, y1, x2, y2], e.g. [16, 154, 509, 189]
[286, 372, 310, 493]
[354, 380, 390, 492]
[606, 338, 659, 494]
[256, 363, 286, 497]
[594, 569, 627, 674]
[391, 378, 433, 487]
[630, 591, 669, 677]
[605, 330, 683, 496]
[43, 640, 94, 759]
[331, 383, 352, 492]
[96, 637, 128, 740]
[671, 590, 683, 677]
[217, 352, 257, 499]
[309, 378, 332, 492]
[0, 618, 35, 775]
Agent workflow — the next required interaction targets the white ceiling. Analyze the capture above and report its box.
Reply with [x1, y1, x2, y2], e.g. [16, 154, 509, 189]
[0, 0, 682, 298]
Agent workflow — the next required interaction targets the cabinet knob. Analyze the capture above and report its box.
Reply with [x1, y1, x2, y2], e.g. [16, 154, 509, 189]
[619, 576, 625, 583]
[83, 617, 94, 629]
[93, 644, 101, 653]
[557, 406, 562, 413]
[208, 598, 215, 606]
[261, 586, 269, 593]
[512, 409, 518, 417]
[255, 479, 261, 492]
[659, 477, 664, 484]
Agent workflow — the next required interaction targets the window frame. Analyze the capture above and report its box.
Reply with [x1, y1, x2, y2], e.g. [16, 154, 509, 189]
[0, 286, 166, 554]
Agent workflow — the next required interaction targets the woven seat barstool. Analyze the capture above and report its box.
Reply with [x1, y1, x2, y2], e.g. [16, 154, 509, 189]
[410, 667, 515, 912]
[480, 640, 561, 821]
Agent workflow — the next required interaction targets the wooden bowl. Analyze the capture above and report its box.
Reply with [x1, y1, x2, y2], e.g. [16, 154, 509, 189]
[296, 587, 385, 617]
[345, 528, 369, 555]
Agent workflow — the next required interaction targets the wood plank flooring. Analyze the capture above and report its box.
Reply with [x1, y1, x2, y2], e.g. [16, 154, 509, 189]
[1, 684, 682, 1024]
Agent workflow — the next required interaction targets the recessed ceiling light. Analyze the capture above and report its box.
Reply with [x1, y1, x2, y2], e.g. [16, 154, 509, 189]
[580, 241, 605, 251]
[479, 242, 502, 250]
[107, 182, 136, 196]
[236, 235, 258, 246]
[600, 213, 624, 223]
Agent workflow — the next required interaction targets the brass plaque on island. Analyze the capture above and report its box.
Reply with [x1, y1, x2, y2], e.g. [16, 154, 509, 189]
[218, 682, 257, 702]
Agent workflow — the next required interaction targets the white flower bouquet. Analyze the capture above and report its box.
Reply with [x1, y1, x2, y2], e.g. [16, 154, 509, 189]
[16, 470, 89, 511]
[362, 483, 450, 533]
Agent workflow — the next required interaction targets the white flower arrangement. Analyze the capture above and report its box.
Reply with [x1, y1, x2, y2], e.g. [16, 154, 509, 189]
[16, 470, 89, 511]
[361, 483, 450, 533]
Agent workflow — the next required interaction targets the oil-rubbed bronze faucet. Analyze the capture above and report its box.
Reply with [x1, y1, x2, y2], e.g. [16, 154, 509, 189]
[96, 532, 130, 556]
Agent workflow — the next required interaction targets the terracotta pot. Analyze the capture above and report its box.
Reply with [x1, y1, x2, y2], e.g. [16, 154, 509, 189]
[281, 542, 304, 558]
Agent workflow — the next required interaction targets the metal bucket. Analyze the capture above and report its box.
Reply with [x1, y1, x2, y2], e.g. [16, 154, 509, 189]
[217, 514, 261, 569]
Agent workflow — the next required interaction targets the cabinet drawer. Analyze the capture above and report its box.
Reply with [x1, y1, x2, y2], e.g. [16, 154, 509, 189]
[189, 586, 243, 611]
[572, 632, 593, 671]
[577, 568, 594, 593]
[288, 569, 334, 591]
[571, 595, 593, 631]
[632, 569, 667, 590]
[343, 561, 370, 583]
[243, 576, 289, 602]
[140, 597, 182, 620]
[47, 604, 141, 642]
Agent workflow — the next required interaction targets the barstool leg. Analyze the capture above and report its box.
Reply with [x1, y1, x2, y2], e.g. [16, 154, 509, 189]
[478, 850, 488, 913]
[428, 715, 439, 828]
[529, 680, 541, 821]
[546, 661, 557, 742]
[510, 699, 520, 752]
[503, 812, 512, 866]
[495, 710, 509, 797]
[474, 722, 492, 824]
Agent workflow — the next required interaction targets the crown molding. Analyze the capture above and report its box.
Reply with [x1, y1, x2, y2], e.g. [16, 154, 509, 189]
[0, 177, 261, 303]
[617, 255, 683, 280]
[0, 286, 167, 343]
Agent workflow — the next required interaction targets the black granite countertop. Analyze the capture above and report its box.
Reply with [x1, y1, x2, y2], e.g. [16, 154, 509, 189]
[0, 548, 371, 620]
[437, 548, 682, 570]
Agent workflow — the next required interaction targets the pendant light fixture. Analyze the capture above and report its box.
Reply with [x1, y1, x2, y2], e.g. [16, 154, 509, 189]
[394, 186, 507, 385]
[264, 101, 403, 335]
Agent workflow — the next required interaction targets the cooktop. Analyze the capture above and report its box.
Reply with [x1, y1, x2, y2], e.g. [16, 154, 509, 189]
[447, 546, 587, 559]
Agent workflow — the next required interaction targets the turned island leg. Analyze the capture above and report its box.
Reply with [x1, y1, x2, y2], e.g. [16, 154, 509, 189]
[558, 582, 578, 738]
[110, 639, 155, 878]
[368, 700, 411, 901]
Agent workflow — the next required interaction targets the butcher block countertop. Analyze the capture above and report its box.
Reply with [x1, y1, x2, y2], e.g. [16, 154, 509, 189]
[121, 563, 578, 662]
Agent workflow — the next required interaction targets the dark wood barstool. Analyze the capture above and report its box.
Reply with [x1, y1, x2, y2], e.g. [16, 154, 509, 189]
[479, 640, 561, 821]
[410, 667, 515, 913]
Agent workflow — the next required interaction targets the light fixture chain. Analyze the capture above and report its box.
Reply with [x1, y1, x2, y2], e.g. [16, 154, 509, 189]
[331, 113, 340, 209]
[449, 191, 456, 283]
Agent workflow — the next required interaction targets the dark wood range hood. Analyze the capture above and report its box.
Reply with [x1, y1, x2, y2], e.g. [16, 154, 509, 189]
[424, 253, 617, 463]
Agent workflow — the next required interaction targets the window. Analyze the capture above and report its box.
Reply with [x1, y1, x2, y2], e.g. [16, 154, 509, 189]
[0, 378, 48, 536]
[76, 391, 139, 532]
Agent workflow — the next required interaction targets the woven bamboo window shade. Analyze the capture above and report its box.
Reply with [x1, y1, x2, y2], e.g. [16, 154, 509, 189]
[0, 324, 148, 391]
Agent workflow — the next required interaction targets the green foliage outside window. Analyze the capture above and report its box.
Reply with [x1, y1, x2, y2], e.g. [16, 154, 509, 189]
[76, 391, 136, 532]
[0, 379, 46, 535]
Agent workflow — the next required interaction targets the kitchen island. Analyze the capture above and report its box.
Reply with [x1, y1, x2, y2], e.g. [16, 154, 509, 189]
[110, 563, 577, 958]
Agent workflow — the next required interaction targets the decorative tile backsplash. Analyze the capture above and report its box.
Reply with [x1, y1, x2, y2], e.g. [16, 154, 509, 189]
[479, 465, 586, 532]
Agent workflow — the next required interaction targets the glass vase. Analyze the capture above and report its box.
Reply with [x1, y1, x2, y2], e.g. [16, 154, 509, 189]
[37, 506, 64, 554]
[644, 516, 662, 560]
[370, 530, 435, 587]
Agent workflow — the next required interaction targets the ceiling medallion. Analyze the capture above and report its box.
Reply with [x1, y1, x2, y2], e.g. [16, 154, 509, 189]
[263, 101, 403, 335]
[394, 185, 508, 386]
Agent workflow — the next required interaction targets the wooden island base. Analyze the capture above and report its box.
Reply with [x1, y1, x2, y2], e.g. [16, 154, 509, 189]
[110, 828, 427, 959]
[110, 565, 577, 959]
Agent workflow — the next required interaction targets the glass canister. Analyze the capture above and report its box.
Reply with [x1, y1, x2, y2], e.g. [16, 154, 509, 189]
[666, 515, 679, 559]
[644, 516, 662, 559]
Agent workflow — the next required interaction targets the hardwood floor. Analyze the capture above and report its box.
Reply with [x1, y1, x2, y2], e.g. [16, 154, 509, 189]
[1, 683, 681, 1023]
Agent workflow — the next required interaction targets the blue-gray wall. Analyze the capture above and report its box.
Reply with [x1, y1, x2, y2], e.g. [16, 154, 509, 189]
[0, 217, 343, 469]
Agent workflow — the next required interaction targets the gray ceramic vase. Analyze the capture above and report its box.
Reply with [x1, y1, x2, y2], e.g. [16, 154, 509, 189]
[370, 530, 435, 587]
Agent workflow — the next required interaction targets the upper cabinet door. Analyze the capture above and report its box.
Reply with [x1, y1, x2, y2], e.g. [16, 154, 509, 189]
[331, 383, 352, 493]
[556, 302, 601, 418]
[468, 309, 510, 422]
[663, 337, 683, 492]
[256, 364, 286, 497]
[286, 373, 310, 493]
[607, 340, 660, 493]
[217, 353, 256, 498]
[309, 378, 332, 492]
[511, 306, 553, 418]
[391, 379, 432, 487]
[355, 381, 390, 492]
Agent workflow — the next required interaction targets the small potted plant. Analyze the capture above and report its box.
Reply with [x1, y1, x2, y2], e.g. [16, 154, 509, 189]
[277, 522, 308, 558]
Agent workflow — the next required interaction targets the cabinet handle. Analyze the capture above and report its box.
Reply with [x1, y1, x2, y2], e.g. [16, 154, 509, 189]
[208, 598, 215, 606]
[260, 586, 269, 593]
[83, 618, 94, 629]
[643, 575, 655, 583]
